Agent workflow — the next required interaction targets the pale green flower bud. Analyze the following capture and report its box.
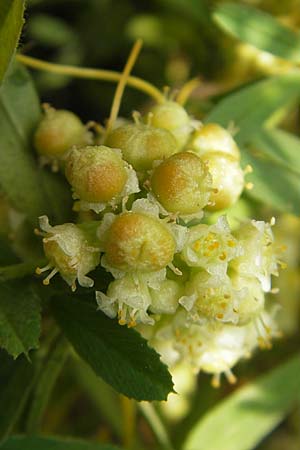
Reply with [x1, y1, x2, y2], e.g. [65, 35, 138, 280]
[150, 151, 212, 217]
[147, 101, 195, 148]
[203, 152, 244, 211]
[65, 145, 139, 213]
[98, 199, 187, 276]
[34, 106, 91, 169]
[106, 123, 179, 171]
[36, 216, 100, 290]
[189, 123, 240, 160]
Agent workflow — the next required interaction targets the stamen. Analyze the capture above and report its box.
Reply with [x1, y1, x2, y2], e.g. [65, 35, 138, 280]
[163, 86, 171, 99]
[245, 182, 254, 190]
[132, 110, 141, 124]
[122, 196, 129, 212]
[34, 228, 46, 237]
[244, 164, 253, 174]
[146, 111, 153, 126]
[42, 267, 58, 285]
[168, 262, 182, 276]
[36, 263, 52, 274]
[211, 373, 221, 388]
[225, 369, 237, 385]
[270, 287, 280, 294]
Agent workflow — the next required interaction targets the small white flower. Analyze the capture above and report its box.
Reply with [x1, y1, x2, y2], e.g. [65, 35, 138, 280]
[36, 216, 100, 290]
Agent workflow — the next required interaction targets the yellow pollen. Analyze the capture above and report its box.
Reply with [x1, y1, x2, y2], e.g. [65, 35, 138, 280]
[278, 245, 287, 252]
[245, 182, 254, 190]
[244, 164, 253, 174]
[219, 252, 227, 261]
[208, 242, 220, 251]
[216, 313, 224, 319]
[193, 240, 202, 252]
[227, 240, 236, 247]
[175, 329, 181, 338]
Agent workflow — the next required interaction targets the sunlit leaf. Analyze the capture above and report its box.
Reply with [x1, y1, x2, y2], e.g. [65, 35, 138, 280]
[0, 63, 72, 225]
[183, 354, 300, 450]
[213, 3, 300, 62]
[206, 73, 300, 145]
[0, 0, 25, 84]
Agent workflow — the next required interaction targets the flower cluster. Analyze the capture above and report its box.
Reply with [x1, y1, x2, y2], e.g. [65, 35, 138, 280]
[34, 100, 283, 386]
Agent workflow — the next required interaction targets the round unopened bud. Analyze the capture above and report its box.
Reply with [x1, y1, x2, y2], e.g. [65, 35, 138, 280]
[104, 212, 176, 272]
[36, 216, 100, 290]
[148, 101, 193, 148]
[203, 152, 244, 211]
[189, 123, 240, 160]
[106, 123, 178, 171]
[34, 107, 89, 159]
[150, 151, 212, 215]
[65, 145, 139, 212]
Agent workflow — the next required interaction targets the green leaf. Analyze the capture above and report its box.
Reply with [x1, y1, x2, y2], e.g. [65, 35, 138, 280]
[213, 3, 300, 62]
[250, 127, 300, 176]
[27, 14, 76, 47]
[0, 62, 72, 225]
[242, 143, 300, 216]
[0, 436, 121, 450]
[183, 354, 300, 450]
[52, 296, 173, 401]
[205, 73, 300, 145]
[0, 0, 25, 85]
[0, 351, 34, 444]
[0, 281, 41, 358]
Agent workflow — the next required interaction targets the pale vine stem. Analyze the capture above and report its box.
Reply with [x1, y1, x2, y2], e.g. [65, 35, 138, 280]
[16, 53, 165, 104]
[139, 402, 175, 450]
[105, 38, 143, 138]
[120, 395, 136, 449]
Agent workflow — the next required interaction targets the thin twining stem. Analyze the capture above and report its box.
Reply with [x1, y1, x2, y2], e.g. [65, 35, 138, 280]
[105, 39, 143, 138]
[16, 53, 165, 104]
